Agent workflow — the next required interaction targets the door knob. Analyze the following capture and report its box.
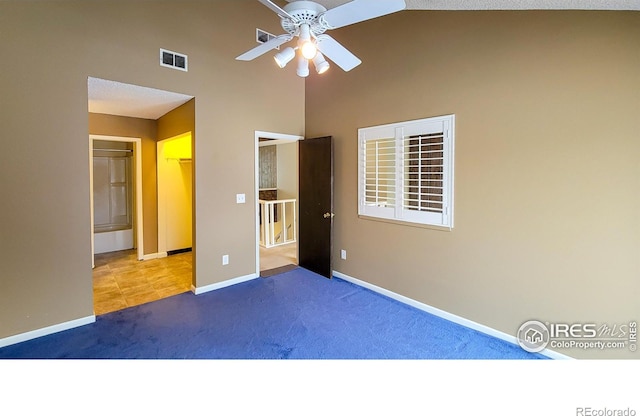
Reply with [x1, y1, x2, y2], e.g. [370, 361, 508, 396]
[323, 212, 335, 219]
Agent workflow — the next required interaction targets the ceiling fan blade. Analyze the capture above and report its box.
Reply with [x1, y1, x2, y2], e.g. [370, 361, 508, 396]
[316, 35, 362, 72]
[257, 0, 296, 21]
[321, 0, 406, 29]
[236, 34, 293, 61]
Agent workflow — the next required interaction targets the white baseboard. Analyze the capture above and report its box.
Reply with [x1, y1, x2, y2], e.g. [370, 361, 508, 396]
[192, 273, 259, 295]
[142, 252, 167, 261]
[0, 315, 96, 349]
[333, 271, 571, 360]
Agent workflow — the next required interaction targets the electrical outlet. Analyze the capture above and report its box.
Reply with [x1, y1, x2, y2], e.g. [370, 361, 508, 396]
[341, 249, 347, 260]
[222, 254, 229, 265]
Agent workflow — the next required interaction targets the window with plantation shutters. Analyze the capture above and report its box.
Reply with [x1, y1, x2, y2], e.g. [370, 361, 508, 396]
[358, 115, 454, 229]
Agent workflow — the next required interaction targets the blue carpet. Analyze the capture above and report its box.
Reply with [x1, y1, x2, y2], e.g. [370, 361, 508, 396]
[0, 267, 546, 359]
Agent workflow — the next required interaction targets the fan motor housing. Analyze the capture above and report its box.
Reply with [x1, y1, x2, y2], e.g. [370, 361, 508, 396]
[281, 1, 328, 36]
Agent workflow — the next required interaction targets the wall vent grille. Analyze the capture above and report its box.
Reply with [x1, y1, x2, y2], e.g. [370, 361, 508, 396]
[160, 48, 188, 72]
[256, 29, 279, 49]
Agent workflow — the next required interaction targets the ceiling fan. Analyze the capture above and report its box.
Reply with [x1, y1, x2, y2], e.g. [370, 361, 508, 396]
[236, 0, 406, 77]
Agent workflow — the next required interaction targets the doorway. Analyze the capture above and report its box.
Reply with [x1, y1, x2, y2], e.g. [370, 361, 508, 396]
[255, 131, 303, 276]
[88, 77, 196, 314]
[157, 133, 193, 256]
[90, 135, 143, 267]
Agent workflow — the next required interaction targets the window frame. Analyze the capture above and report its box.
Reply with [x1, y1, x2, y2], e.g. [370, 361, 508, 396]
[358, 114, 455, 230]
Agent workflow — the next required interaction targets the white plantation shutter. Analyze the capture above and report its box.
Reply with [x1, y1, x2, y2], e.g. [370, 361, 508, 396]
[359, 125, 397, 219]
[358, 115, 454, 228]
[362, 136, 396, 218]
[399, 117, 452, 226]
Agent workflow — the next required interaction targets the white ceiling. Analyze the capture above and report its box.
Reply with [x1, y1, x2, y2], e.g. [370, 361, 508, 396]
[303, 0, 640, 10]
[88, 77, 193, 120]
[88, 1, 638, 119]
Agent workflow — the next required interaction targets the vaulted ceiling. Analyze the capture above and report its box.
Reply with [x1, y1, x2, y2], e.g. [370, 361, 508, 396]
[89, 0, 639, 120]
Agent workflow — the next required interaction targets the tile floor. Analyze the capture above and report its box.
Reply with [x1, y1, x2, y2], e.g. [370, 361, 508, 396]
[92, 250, 192, 315]
[93, 243, 298, 315]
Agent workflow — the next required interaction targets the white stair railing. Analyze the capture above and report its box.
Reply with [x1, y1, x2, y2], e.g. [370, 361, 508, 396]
[259, 199, 297, 248]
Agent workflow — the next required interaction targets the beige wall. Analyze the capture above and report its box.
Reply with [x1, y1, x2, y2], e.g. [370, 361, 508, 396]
[89, 113, 159, 254]
[158, 99, 195, 143]
[0, 1, 304, 340]
[305, 11, 640, 359]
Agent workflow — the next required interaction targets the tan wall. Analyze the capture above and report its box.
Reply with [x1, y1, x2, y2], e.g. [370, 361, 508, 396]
[89, 113, 159, 254]
[305, 11, 640, 359]
[0, 1, 304, 340]
[157, 99, 195, 142]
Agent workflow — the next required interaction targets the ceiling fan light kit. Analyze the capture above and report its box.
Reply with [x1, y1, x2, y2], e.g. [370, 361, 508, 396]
[312, 52, 330, 74]
[296, 55, 310, 77]
[274, 46, 296, 68]
[236, 0, 407, 77]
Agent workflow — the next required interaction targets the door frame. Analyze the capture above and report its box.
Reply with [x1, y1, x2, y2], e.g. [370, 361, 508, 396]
[89, 134, 143, 267]
[254, 130, 304, 276]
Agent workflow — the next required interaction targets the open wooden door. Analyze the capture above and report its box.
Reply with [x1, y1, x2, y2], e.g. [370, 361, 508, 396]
[298, 136, 334, 278]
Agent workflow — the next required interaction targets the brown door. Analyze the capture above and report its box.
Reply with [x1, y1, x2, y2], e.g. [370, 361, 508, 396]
[298, 136, 334, 278]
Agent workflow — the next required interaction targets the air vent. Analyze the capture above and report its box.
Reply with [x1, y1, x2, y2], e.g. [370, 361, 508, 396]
[256, 29, 279, 49]
[160, 48, 188, 72]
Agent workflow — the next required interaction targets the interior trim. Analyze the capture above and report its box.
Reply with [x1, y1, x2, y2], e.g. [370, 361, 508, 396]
[191, 273, 259, 295]
[0, 315, 96, 349]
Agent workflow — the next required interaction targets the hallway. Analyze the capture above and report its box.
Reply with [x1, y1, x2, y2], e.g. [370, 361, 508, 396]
[260, 243, 297, 272]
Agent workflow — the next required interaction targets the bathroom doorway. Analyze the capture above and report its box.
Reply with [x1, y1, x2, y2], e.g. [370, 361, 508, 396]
[89, 135, 143, 267]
